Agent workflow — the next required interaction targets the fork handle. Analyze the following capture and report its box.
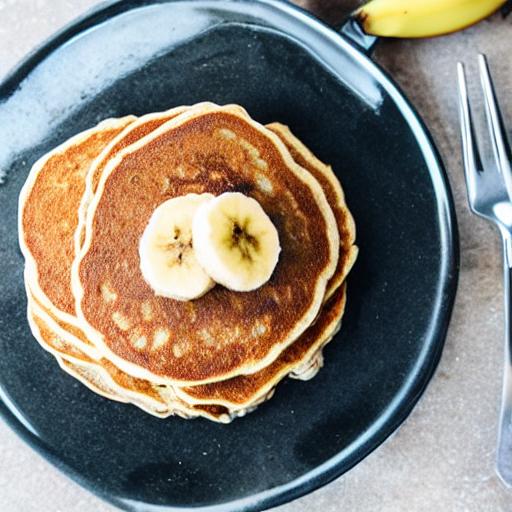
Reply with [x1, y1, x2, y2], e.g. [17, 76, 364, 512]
[496, 229, 512, 486]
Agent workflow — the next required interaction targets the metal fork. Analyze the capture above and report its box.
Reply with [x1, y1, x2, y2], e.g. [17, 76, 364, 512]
[458, 54, 512, 486]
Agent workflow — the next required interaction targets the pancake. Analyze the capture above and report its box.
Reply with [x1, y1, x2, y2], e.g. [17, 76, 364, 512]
[73, 103, 228, 255]
[22, 107, 203, 363]
[23, 104, 234, 357]
[266, 123, 358, 300]
[21, 105, 351, 390]
[57, 356, 234, 423]
[20, 103, 356, 421]
[28, 300, 234, 423]
[176, 283, 347, 407]
[74, 104, 340, 385]
[28, 276, 346, 411]
[27, 112, 352, 410]
[25, 269, 101, 360]
[22, 107, 351, 362]
[19, 116, 136, 332]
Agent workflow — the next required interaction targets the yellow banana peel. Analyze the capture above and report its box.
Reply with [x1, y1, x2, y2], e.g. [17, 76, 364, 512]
[356, 0, 507, 38]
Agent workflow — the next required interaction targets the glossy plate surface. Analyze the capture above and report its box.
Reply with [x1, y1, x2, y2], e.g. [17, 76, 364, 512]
[0, 1, 458, 510]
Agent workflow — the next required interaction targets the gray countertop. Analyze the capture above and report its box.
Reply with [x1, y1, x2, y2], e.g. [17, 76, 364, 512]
[1, 1, 512, 511]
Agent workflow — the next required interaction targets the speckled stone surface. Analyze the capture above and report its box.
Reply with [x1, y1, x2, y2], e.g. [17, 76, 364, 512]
[1, 1, 512, 511]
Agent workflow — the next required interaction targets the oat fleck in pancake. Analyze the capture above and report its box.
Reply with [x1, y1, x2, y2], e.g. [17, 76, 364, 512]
[74, 105, 340, 385]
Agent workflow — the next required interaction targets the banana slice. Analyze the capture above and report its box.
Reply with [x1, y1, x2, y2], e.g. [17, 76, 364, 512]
[192, 192, 281, 292]
[139, 193, 215, 301]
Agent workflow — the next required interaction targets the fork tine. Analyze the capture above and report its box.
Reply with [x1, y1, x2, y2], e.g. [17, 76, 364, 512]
[478, 54, 512, 197]
[457, 62, 483, 201]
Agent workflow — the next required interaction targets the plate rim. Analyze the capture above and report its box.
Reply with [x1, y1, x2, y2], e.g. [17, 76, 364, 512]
[0, 1, 459, 511]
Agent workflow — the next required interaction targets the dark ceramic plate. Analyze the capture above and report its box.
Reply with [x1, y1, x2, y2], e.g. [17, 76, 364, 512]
[0, 1, 458, 511]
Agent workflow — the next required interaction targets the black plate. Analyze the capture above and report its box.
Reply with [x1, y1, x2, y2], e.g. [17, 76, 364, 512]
[0, 1, 458, 510]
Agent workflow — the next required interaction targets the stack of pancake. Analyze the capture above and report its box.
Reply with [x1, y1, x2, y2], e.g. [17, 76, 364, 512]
[19, 103, 357, 423]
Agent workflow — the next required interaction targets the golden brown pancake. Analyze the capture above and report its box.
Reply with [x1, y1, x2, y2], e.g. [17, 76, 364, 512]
[177, 284, 347, 407]
[19, 116, 135, 329]
[266, 123, 358, 300]
[75, 104, 339, 385]
[25, 269, 101, 359]
[28, 301, 233, 422]
[28, 112, 352, 411]
[73, 105, 222, 254]
[20, 103, 356, 421]
[23, 107, 351, 366]
[22, 106, 351, 397]
[28, 277, 346, 411]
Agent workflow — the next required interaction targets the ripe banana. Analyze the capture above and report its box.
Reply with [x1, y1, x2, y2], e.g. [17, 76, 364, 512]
[139, 193, 215, 301]
[192, 192, 281, 292]
[356, 0, 507, 38]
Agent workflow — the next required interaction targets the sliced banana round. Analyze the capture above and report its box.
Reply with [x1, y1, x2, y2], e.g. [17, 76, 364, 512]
[192, 192, 281, 292]
[139, 193, 215, 301]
